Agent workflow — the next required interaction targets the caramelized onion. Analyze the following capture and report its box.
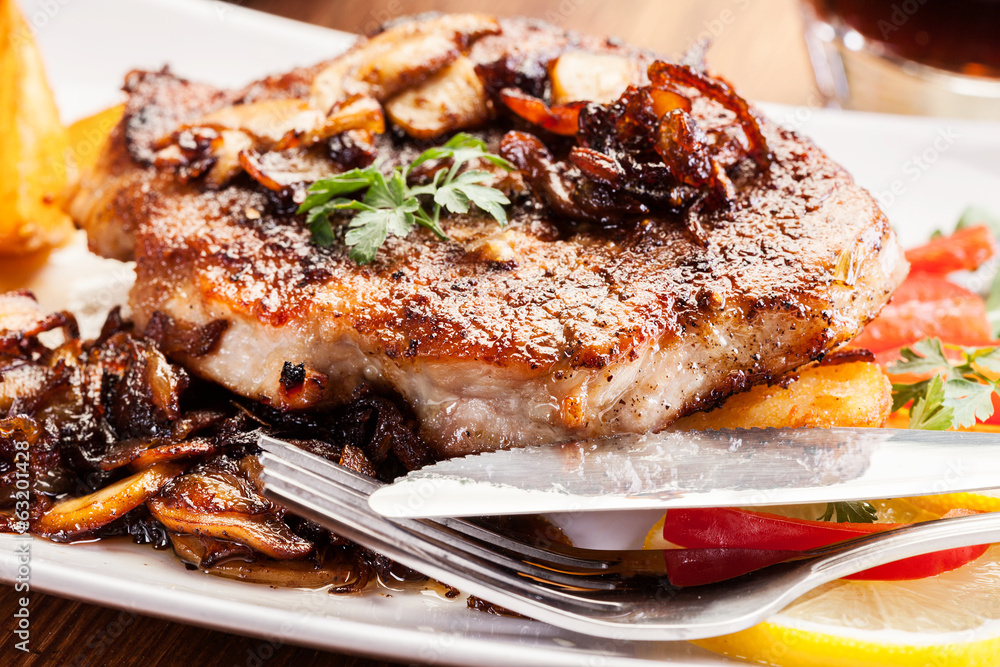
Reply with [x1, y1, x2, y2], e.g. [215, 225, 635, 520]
[97, 437, 160, 471]
[649, 87, 691, 117]
[143, 310, 230, 359]
[34, 462, 186, 540]
[500, 131, 590, 219]
[0, 362, 62, 415]
[498, 88, 585, 136]
[168, 531, 255, 567]
[205, 556, 362, 588]
[500, 130, 649, 223]
[103, 338, 188, 438]
[502, 57, 773, 224]
[130, 438, 218, 469]
[140, 340, 185, 421]
[648, 60, 771, 168]
[149, 500, 313, 560]
[0, 291, 77, 354]
[568, 147, 623, 187]
[655, 109, 716, 189]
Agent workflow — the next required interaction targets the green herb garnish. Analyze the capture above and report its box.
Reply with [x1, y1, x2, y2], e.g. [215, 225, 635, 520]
[298, 133, 514, 264]
[889, 338, 1000, 429]
[821, 501, 878, 523]
[955, 205, 1000, 236]
[985, 271, 1000, 338]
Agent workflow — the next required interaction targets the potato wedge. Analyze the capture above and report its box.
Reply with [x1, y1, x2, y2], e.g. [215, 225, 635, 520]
[0, 0, 72, 255]
[672, 360, 893, 430]
[67, 102, 124, 174]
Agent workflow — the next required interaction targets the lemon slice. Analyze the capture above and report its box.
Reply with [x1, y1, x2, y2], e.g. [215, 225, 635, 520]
[906, 491, 1000, 516]
[868, 498, 940, 524]
[693, 544, 1000, 666]
[641, 502, 999, 664]
[643, 514, 672, 550]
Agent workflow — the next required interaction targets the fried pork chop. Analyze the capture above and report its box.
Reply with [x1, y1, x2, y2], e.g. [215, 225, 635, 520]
[68, 15, 907, 457]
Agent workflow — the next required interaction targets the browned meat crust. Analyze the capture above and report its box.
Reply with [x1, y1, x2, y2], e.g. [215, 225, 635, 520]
[68, 15, 907, 456]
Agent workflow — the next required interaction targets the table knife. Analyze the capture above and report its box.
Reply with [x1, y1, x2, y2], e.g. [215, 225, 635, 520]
[367, 428, 1000, 518]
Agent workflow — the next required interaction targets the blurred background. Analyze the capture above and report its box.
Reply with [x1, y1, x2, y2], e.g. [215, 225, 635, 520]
[241, 0, 822, 106]
[243, 0, 1000, 119]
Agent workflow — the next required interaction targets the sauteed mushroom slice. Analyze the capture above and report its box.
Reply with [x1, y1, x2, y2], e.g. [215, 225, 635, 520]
[385, 57, 491, 139]
[309, 13, 500, 111]
[34, 461, 186, 540]
[148, 456, 313, 560]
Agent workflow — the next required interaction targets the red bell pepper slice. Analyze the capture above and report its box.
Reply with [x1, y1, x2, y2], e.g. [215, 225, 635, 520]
[905, 224, 997, 275]
[661, 547, 800, 587]
[662, 507, 989, 581]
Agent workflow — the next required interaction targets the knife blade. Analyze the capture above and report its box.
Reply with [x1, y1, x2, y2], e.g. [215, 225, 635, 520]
[367, 428, 1000, 518]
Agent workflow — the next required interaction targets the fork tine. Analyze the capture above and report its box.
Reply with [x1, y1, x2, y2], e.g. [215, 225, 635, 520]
[259, 434, 675, 580]
[260, 457, 637, 609]
[260, 451, 646, 592]
[258, 435, 654, 574]
[451, 518, 677, 577]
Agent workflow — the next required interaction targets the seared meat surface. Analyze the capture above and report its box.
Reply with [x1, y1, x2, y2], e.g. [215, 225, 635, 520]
[68, 15, 907, 456]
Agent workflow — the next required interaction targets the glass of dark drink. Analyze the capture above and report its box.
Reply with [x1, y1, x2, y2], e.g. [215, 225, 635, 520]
[801, 0, 1000, 118]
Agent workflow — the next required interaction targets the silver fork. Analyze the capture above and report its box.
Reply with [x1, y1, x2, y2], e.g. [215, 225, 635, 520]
[258, 434, 1000, 642]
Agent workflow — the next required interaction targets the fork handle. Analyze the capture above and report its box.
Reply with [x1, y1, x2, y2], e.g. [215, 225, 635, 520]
[803, 510, 1000, 581]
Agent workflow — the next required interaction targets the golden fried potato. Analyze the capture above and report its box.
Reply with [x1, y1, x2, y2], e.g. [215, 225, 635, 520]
[0, 0, 73, 256]
[672, 361, 893, 430]
[67, 102, 123, 174]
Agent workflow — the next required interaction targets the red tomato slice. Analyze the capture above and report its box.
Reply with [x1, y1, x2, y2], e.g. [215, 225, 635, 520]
[984, 393, 1000, 426]
[905, 224, 997, 274]
[662, 507, 988, 581]
[852, 272, 992, 353]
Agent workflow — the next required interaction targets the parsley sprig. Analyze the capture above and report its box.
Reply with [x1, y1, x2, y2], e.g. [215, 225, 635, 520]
[889, 338, 1000, 429]
[821, 501, 878, 523]
[298, 133, 514, 264]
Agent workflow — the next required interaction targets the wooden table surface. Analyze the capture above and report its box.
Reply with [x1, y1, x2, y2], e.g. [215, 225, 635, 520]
[3, 1, 817, 665]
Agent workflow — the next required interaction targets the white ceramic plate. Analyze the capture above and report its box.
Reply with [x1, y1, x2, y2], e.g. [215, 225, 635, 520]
[3, 0, 1000, 664]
